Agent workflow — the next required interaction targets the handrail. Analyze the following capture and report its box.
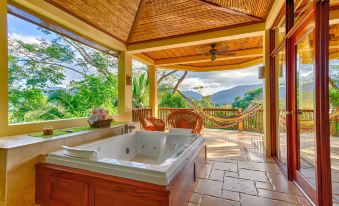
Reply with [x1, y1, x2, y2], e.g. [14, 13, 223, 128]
[132, 107, 338, 136]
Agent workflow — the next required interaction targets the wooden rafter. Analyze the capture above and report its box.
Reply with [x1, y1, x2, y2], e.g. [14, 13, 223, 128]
[160, 57, 263, 72]
[197, 0, 263, 22]
[155, 48, 263, 66]
[127, 0, 146, 43]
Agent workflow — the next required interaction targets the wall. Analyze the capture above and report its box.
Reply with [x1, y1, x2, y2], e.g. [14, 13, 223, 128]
[0, 124, 130, 206]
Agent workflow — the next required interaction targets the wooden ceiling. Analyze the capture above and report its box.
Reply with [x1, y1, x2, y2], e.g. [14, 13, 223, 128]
[184, 56, 262, 67]
[45, 0, 273, 44]
[145, 36, 263, 60]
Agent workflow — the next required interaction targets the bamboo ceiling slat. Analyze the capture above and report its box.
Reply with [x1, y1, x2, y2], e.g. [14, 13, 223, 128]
[145, 36, 263, 60]
[202, 0, 272, 19]
[128, 0, 271, 43]
[46, 0, 141, 42]
[45, 0, 273, 44]
[184, 57, 261, 67]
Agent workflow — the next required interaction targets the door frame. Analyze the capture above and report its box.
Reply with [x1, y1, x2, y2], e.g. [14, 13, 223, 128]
[270, 0, 331, 205]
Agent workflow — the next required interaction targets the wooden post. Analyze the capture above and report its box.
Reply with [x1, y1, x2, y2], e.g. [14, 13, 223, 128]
[238, 120, 244, 132]
[118, 51, 133, 122]
[148, 65, 158, 118]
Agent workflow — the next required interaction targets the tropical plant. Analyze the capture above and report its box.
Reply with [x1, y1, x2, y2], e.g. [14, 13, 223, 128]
[132, 72, 149, 108]
[232, 87, 263, 109]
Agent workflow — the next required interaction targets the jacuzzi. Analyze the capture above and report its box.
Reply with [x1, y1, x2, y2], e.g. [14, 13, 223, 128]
[46, 130, 205, 185]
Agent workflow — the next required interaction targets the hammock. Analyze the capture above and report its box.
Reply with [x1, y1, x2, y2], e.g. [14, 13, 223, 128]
[193, 102, 263, 129]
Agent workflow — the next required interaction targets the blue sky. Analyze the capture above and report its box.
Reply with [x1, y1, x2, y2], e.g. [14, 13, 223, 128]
[8, 14, 263, 96]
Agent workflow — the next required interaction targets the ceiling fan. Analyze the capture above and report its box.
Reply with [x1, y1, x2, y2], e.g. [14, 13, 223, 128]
[204, 43, 235, 62]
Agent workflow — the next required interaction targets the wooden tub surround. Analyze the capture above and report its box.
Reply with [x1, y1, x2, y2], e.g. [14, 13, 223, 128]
[35, 145, 206, 206]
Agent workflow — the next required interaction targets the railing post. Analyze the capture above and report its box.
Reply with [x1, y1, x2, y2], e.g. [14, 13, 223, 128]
[238, 119, 244, 132]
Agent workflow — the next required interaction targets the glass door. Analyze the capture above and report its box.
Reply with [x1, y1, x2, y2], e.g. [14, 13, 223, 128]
[291, 26, 317, 201]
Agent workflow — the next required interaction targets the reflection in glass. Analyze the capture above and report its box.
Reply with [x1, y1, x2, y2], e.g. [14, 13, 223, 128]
[294, 0, 313, 24]
[274, 17, 286, 47]
[329, 23, 339, 203]
[296, 31, 316, 187]
[276, 47, 287, 166]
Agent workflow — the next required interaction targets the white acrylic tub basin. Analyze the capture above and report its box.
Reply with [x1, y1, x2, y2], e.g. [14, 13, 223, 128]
[46, 131, 205, 185]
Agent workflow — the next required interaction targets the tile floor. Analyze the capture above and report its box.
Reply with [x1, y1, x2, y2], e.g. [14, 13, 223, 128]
[189, 129, 312, 206]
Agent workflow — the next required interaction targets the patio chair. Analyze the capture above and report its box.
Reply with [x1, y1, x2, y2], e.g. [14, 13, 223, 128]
[137, 112, 165, 132]
[167, 110, 204, 134]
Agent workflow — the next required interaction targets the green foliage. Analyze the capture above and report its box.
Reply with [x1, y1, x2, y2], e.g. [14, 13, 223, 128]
[8, 23, 121, 124]
[232, 87, 263, 109]
[330, 87, 339, 108]
[159, 92, 189, 108]
[132, 72, 149, 108]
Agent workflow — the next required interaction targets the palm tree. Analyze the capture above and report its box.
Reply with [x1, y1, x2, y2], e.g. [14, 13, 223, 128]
[132, 72, 149, 108]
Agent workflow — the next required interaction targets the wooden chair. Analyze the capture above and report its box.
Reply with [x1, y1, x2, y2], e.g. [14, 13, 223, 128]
[167, 110, 204, 134]
[137, 112, 165, 132]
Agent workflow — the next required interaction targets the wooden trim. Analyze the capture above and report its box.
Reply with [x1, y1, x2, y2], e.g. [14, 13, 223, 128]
[286, 7, 315, 39]
[44, 0, 127, 44]
[7, 4, 120, 56]
[270, 41, 286, 57]
[196, 0, 263, 22]
[127, 0, 145, 43]
[155, 48, 263, 66]
[314, 0, 332, 205]
[129, 21, 265, 45]
[270, 28, 277, 157]
[271, 4, 286, 29]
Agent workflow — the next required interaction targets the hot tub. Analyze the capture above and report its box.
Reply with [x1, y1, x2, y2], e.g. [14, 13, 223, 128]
[46, 131, 205, 185]
[36, 131, 206, 206]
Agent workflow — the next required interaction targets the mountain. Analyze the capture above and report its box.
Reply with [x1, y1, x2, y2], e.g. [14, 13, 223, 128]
[181, 90, 203, 101]
[211, 83, 263, 105]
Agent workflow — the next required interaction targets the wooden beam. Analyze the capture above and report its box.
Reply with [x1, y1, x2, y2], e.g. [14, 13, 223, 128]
[9, 0, 126, 51]
[161, 58, 263, 72]
[127, 0, 145, 43]
[127, 22, 265, 53]
[197, 0, 263, 22]
[155, 48, 262, 66]
[133, 53, 154, 65]
[265, 0, 285, 29]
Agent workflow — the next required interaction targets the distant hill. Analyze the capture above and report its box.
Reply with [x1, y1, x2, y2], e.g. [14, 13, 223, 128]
[211, 83, 263, 105]
[181, 90, 203, 101]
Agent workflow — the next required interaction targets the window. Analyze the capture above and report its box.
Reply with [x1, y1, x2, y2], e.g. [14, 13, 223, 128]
[8, 13, 118, 124]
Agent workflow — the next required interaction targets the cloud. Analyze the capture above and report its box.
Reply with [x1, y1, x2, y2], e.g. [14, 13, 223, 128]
[179, 66, 263, 96]
[8, 32, 41, 44]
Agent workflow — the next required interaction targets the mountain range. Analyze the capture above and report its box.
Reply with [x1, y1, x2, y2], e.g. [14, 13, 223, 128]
[182, 83, 263, 105]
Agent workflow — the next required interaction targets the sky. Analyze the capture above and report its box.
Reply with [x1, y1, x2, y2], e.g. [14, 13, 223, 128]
[8, 14, 263, 96]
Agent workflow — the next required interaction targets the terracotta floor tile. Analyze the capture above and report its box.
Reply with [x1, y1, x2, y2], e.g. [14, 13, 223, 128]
[195, 179, 222, 197]
[201, 195, 240, 206]
[209, 169, 224, 182]
[199, 164, 212, 179]
[238, 169, 268, 182]
[212, 162, 237, 172]
[255, 181, 274, 191]
[257, 189, 301, 204]
[240, 194, 298, 206]
[223, 177, 257, 195]
[238, 161, 280, 173]
[222, 190, 240, 201]
[224, 171, 238, 178]
[190, 193, 203, 204]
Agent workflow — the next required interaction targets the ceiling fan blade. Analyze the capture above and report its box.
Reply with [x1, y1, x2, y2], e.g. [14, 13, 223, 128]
[217, 46, 230, 54]
[219, 52, 236, 56]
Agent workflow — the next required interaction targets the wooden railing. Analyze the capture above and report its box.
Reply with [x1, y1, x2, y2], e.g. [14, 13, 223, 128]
[132, 107, 338, 136]
[132, 107, 263, 133]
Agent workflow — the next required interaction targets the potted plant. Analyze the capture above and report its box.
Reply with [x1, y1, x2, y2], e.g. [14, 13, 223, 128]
[88, 108, 112, 128]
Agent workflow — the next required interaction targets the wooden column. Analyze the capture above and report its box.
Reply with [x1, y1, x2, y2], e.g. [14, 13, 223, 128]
[0, 0, 8, 137]
[314, 0, 332, 205]
[263, 29, 272, 157]
[148, 65, 158, 118]
[118, 51, 133, 121]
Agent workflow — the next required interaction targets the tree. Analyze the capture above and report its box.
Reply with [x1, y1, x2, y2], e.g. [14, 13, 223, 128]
[159, 92, 189, 108]
[232, 88, 263, 109]
[132, 72, 149, 108]
[8, 25, 119, 123]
